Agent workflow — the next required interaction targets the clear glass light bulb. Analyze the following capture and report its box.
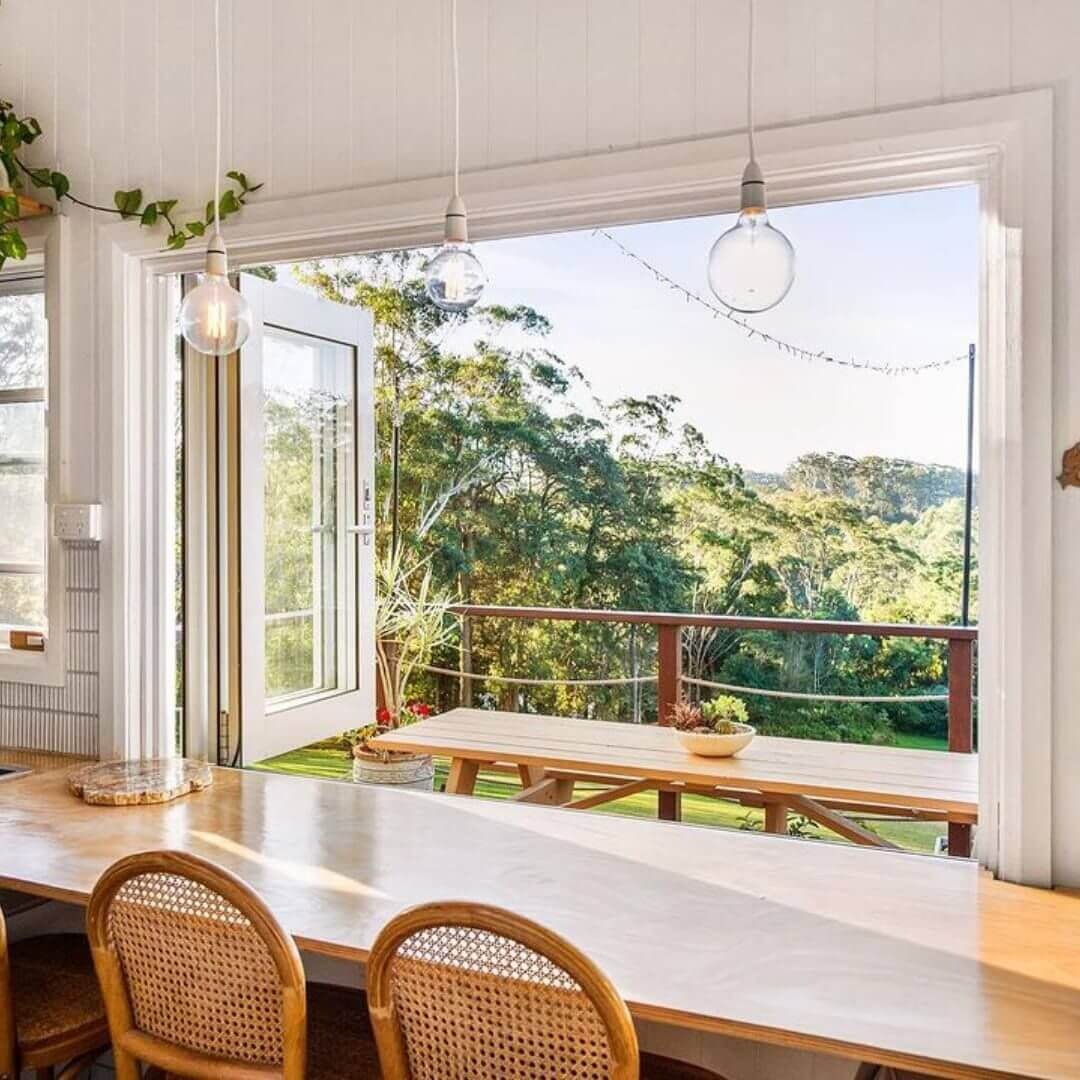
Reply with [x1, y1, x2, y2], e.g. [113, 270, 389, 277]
[707, 207, 796, 314]
[178, 272, 253, 356]
[425, 241, 486, 313]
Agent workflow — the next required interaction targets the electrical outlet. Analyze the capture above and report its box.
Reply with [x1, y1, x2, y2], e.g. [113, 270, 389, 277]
[52, 504, 103, 542]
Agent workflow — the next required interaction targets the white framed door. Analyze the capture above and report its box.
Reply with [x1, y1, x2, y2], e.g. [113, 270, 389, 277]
[238, 276, 375, 765]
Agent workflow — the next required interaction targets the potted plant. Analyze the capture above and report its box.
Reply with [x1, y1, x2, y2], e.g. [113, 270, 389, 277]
[349, 547, 457, 790]
[670, 695, 756, 757]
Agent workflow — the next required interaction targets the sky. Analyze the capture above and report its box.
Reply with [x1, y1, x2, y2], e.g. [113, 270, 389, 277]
[460, 184, 980, 474]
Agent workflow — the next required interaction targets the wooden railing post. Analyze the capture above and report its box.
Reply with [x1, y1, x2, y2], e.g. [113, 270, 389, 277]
[657, 623, 683, 821]
[657, 623, 682, 726]
[947, 637, 975, 858]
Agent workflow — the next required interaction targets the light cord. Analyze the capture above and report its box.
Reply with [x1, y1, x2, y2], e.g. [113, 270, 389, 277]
[747, 0, 757, 163]
[213, 0, 222, 227]
[596, 229, 967, 376]
[451, 0, 461, 198]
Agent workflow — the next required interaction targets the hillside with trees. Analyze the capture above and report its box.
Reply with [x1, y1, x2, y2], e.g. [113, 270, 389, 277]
[278, 253, 977, 748]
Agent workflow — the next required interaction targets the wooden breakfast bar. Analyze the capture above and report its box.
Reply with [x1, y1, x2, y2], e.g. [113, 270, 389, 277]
[1, 758, 1078, 1079]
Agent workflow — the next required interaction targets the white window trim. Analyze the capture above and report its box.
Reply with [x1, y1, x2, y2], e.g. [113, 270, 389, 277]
[0, 216, 70, 686]
[97, 89, 1053, 885]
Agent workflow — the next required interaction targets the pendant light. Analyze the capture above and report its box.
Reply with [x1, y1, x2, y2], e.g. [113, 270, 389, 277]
[706, 0, 795, 314]
[424, 0, 486, 313]
[178, 0, 252, 355]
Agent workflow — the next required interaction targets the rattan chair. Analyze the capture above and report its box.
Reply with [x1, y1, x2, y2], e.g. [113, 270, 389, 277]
[0, 899, 109, 1080]
[367, 901, 732, 1080]
[87, 850, 380, 1080]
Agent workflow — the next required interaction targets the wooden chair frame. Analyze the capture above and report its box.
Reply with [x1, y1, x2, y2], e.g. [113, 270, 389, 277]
[0, 902, 110, 1080]
[0, 905, 15, 1080]
[367, 901, 640, 1080]
[87, 850, 308, 1080]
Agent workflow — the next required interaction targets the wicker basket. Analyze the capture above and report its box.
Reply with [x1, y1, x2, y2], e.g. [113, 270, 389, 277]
[351, 747, 435, 791]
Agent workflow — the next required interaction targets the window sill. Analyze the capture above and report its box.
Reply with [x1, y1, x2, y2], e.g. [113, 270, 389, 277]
[0, 643, 67, 687]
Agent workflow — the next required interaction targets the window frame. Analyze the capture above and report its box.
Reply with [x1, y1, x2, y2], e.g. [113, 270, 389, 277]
[100, 90, 1053, 884]
[0, 217, 70, 685]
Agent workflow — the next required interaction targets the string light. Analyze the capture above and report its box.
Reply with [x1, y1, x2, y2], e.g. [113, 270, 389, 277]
[596, 229, 967, 376]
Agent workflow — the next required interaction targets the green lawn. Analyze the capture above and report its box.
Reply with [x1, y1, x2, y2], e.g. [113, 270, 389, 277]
[893, 732, 949, 751]
[254, 744, 946, 854]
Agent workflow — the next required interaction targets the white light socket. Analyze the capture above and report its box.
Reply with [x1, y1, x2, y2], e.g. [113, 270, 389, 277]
[52, 504, 103, 542]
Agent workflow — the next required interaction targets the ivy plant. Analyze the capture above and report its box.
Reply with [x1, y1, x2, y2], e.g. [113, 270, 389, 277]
[0, 97, 260, 270]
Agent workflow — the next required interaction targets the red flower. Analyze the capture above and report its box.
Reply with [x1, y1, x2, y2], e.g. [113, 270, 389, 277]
[376, 707, 392, 725]
[415, 703, 432, 717]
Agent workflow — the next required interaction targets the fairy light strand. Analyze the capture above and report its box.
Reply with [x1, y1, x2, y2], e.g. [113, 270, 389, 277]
[595, 228, 968, 376]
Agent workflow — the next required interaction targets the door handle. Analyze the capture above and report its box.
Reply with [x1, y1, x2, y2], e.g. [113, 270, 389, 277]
[348, 524, 375, 545]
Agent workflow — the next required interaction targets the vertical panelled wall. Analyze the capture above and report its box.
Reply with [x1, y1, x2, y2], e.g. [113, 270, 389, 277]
[0, 543, 99, 755]
[0, 0, 1078, 881]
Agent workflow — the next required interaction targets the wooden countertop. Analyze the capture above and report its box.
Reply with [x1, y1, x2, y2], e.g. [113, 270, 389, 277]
[0, 747, 90, 773]
[0, 765, 1077, 1080]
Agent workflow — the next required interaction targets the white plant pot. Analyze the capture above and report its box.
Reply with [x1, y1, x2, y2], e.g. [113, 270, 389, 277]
[675, 723, 756, 758]
[351, 751, 435, 791]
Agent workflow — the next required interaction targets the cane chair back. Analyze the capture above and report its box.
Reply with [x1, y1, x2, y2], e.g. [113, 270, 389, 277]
[87, 850, 306, 1080]
[367, 901, 639, 1080]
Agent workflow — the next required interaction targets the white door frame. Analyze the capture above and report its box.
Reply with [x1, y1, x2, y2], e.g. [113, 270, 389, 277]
[96, 89, 1054, 884]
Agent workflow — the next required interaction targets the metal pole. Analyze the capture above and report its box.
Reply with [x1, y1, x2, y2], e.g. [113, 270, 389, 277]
[961, 343, 976, 627]
[391, 418, 401, 559]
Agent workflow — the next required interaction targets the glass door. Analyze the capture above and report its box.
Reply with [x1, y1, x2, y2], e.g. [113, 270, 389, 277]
[238, 277, 375, 764]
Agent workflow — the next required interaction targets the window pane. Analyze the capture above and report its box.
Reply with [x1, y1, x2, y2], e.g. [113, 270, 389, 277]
[0, 402, 45, 460]
[263, 328, 355, 703]
[0, 291, 45, 389]
[0, 572, 44, 629]
[0, 469, 45, 563]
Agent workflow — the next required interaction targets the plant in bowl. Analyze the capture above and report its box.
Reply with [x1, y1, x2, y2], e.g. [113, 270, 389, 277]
[670, 695, 756, 757]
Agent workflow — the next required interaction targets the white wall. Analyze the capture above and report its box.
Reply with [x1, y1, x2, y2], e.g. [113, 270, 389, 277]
[1, 0, 1078, 889]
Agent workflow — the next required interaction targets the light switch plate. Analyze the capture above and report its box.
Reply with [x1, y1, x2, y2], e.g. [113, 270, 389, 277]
[52, 503, 103, 541]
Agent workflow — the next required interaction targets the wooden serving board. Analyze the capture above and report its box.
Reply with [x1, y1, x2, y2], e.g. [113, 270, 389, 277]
[68, 758, 213, 806]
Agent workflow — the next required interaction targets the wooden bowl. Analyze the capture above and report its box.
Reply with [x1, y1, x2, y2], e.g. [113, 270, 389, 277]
[675, 723, 755, 758]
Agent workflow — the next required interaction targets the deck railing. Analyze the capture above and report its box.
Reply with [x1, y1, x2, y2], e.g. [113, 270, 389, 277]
[443, 605, 977, 855]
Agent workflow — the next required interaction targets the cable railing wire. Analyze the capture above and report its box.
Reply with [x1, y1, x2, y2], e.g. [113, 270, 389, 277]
[423, 664, 953, 703]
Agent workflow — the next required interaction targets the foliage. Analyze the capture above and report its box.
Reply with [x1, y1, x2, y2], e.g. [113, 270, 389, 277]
[672, 695, 749, 734]
[374, 545, 458, 725]
[288, 254, 978, 747]
[700, 695, 750, 732]
[0, 96, 259, 269]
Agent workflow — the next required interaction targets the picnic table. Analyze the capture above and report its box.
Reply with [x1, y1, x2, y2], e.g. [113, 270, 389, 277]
[372, 708, 978, 851]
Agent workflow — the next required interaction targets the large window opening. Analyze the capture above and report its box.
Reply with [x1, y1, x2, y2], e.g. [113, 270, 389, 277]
[174, 183, 980, 856]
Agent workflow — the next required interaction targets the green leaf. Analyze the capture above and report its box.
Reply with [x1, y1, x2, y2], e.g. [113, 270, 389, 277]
[0, 192, 18, 218]
[166, 233, 187, 250]
[1, 117, 20, 150]
[140, 203, 158, 226]
[23, 117, 41, 141]
[218, 189, 240, 216]
[49, 171, 69, 200]
[28, 167, 52, 188]
[0, 228, 27, 260]
[226, 170, 248, 189]
[113, 188, 143, 218]
[186, 220, 206, 237]
[155, 199, 178, 216]
[205, 199, 216, 225]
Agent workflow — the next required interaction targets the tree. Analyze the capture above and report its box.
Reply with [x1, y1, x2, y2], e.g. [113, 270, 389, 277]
[288, 255, 978, 744]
